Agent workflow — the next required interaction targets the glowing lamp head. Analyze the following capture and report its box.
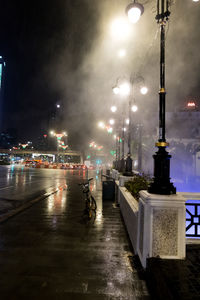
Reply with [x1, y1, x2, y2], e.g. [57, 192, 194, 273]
[126, 118, 130, 125]
[109, 119, 115, 125]
[126, 2, 144, 24]
[98, 121, 105, 129]
[131, 104, 138, 112]
[118, 49, 126, 58]
[112, 86, 120, 95]
[110, 17, 130, 40]
[119, 82, 130, 96]
[140, 86, 148, 95]
[111, 105, 117, 113]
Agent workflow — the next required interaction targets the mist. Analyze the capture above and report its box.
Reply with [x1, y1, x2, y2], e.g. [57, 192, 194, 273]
[1, 0, 200, 190]
[46, 0, 200, 191]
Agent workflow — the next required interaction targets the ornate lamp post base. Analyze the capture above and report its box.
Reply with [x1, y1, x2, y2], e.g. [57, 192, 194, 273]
[123, 154, 133, 176]
[113, 160, 117, 170]
[148, 147, 176, 195]
[119, 158, 125, 173]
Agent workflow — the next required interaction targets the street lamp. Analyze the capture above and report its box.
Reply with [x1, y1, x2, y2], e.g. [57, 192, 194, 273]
[131, 104, 138, 112]
[111, 105, 117, 112]
[110, 17, 131, 40]
[125, 74, 147, 176]
[126, 1, 144, 24]
[109, 119, 115, 125]
[98, 121, 105, 129]
[118, 49, 127, 58]
[126, 0, 176, 194]
[112, 75, 147, 174]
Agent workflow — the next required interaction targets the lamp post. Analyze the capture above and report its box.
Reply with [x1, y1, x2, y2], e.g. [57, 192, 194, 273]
[112, 81, 130, 173]
[113, 75, 147, 175]
[126, 74, 147, 175]
[126, 0, 176, 194]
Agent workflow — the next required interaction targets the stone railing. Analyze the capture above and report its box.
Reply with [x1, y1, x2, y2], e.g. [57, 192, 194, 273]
[179, 192, 200, 239]
[119, 187, 139, 254]
[113, 170, 185, 268]
[112, 171, 200, 268]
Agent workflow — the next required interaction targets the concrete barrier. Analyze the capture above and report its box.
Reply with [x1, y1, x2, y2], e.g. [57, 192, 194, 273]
[118, 186, 139, 254]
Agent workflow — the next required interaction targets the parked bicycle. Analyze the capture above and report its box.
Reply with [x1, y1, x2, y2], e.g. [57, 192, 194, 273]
[79, 178, 97, 222]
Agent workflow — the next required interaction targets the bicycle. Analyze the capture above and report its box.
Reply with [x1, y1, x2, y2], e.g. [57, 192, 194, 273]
[79, 177, 97, 222]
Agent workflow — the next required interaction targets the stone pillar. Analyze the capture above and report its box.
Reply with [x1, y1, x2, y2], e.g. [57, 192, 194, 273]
[137, 190, 186, 268]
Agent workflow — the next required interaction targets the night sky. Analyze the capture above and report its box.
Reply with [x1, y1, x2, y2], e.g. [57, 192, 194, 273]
[0, 0, 100, 147]
[0, 0, 200, 149]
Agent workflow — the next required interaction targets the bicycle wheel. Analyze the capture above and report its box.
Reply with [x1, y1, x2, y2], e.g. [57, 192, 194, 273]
[88, 207, 96, 222]
[90, 195, 97, 210]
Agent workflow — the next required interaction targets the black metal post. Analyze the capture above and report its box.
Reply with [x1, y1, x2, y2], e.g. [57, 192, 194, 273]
[124, 98, 133, 176]
[114, 133, 118, 169]
[138, 124, 142, 173]
[117, 131, 121, 170]
[119, 118, 125, 172]
[148, 0, 176, 194]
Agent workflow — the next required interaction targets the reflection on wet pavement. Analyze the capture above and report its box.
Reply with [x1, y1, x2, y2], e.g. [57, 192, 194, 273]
[0, 169, 150, 299]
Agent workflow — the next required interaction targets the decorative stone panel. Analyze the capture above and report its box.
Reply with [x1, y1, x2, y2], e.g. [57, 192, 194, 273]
[152, 208, 178, 257]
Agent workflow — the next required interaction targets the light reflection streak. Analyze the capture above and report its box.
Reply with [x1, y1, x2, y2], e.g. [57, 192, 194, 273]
[47, 185, 67, 215]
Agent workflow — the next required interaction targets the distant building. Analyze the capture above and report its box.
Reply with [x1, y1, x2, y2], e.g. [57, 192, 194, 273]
[0, 129, 17, 149]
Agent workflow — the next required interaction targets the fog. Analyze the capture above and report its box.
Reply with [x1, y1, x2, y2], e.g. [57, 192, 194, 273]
[42, 0, 200, 191]
[1, 0, 200, 191]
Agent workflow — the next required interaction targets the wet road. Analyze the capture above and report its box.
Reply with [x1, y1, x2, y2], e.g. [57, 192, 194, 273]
[0, 165, 69, 218]
[0, 165, 68, 200]
[0, 168, 150, 299]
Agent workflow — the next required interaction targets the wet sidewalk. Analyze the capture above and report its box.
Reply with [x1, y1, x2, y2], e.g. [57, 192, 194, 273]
[0, 171, 150, 299]
[146, 243, 200, 300]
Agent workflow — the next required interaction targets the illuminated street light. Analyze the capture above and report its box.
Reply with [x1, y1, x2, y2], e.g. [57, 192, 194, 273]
[119, 82, 131, 96]
[98, 121, 105, 129]
[131, 104, 138, 112]
[118, 49, 126, 58]
[111, 105, 117, 113]
[109, 119, 115, 125]
[140, 86, 148, 95]
[126, 1, 144, 24]
[110, 17, 131, 40]
[112, 86, 120, 95]
[113, 74, 147, 175]
[56, 104, 60, 108]
[113, 78, 131, 97]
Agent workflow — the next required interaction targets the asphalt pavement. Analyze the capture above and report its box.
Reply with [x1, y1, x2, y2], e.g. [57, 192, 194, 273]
[0, 167, 151, 299]
[0, 165, 68, 221]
